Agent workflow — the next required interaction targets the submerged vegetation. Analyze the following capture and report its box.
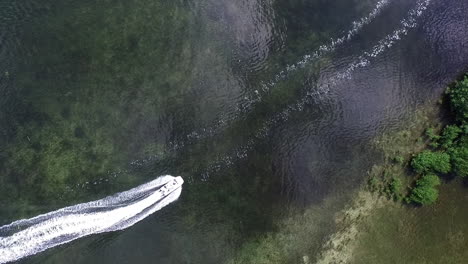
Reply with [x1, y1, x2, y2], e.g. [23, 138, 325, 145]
[0, 0, 196, 215]
[368, 74, 468, 205]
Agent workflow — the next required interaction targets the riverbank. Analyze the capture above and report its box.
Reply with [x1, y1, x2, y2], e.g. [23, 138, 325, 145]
[223, 99, 453, 264]
[316, 84, 468, 263]
[314, 101, 443, 263]
[316, 177, 468, 264]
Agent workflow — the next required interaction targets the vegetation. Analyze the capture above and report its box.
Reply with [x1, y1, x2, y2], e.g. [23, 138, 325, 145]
[406, 74, 468, 205]
[440, 125, 462, 148]
[408, 174, 441, 205]
[425, 128, 441, 148]
[410, 151, 451, 174]
[405, 75, 468, 205]
[0, 0, 205, 215]
[450, 144, 468, 178]
[447, 75, 468, 123]
[389, 177, 404, 201]
[368, 74, 468, 206]
[392, 155, 405, 165]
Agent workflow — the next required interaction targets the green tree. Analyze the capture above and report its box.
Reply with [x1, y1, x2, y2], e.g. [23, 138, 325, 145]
[409, 174, 441, 205]
[449, 146, 468, 178]
[440, 125, 462, 149]
[411, 150, 452, 174]
[447, 75, 468, 123]
[425, 127, 440, 148]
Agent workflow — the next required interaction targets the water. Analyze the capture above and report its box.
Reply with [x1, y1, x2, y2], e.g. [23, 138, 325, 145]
[0, 0, 467, 263]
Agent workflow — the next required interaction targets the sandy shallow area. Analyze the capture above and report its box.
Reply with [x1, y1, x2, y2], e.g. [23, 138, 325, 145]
[315, 191, 388, 264]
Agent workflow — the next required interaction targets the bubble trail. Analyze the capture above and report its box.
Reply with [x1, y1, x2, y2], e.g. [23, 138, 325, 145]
[118, 0, 428, 186]
[84, 0, 430, 190]
[65, 0, 416, 191]
[0, 175, 184, 264]
[266, 0, 392, 85]
[181, 0, 393, 145]
[200, 0, 432, 180]
[126, 0, 394, 171]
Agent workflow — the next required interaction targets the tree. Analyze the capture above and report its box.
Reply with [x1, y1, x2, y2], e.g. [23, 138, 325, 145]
[440, 125, 462, 149]
[447, 75, 468, 123]
[409, 174, 441, 205]
[411, 150, 452, 174]
[425, 127, 440, 148]
[450, 145, 468, 178]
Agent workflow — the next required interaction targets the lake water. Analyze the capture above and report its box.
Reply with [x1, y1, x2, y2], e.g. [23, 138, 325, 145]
[0, 0, 467, 263]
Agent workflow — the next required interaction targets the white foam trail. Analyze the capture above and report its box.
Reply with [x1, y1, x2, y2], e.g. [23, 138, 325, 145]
[0, 175, 184, 264]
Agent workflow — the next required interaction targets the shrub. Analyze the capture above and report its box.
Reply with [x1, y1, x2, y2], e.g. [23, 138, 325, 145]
[393, 155, 405, 164]
[389, 177, 403, 201]
[425, 128, 440, 142]
[450, 146, 468, 177]
[447, 75, 468, 123]
[409, 185, 439, 205]
[368, 177, 379, 191]
[429, 141, 440, 148]
[411, 150, 452, 174]
[415, 173, 441, 187]
[409, 174, 441, 205]
[440, 125, 462, 149]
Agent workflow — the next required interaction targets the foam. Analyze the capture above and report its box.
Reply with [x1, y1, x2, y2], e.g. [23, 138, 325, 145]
[0, 176, 184, 264]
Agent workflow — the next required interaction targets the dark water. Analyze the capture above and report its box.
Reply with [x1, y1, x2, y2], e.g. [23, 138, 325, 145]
[0, 0, 467, 263]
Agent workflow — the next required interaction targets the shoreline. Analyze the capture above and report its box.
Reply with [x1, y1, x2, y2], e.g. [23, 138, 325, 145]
[314, 101, 444, 263]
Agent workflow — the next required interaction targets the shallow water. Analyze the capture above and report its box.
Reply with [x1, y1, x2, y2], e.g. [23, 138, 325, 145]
[353, 179, 468, 264]
[0, 0, 467, 263]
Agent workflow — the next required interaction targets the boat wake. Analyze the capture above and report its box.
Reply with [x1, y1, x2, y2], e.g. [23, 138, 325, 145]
[122, 0, 395, 173]
[199, 0, 433, 180]
[0, 175, 184, 264]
